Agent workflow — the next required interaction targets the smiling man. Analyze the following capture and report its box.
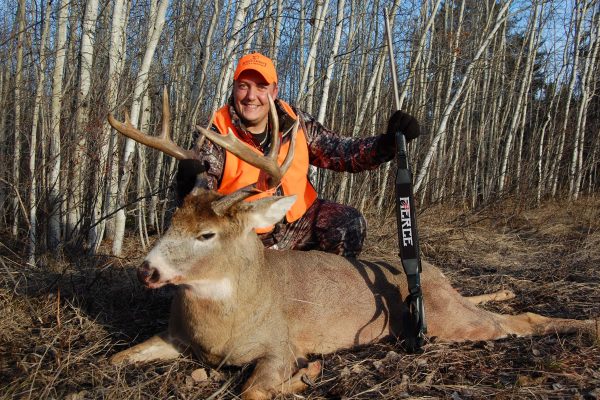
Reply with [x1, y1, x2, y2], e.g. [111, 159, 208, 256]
[176, 52, 421, 257]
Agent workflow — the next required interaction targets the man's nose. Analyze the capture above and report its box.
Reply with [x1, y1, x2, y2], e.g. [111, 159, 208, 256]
[245, 86, 257, 100]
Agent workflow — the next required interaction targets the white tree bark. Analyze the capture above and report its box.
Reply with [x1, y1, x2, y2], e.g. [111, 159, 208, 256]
[397, 0, 443, 110]
[112, 0, 169, 256]
[296, 0, 329, 107]
[414, 0, 512, 193]
[47, 0, 70, 250]
[497, 1, 542, 193]
[570, 5, 599, 199]
[338, 0, 401, 203]
[549, 4, 584, 197]
[12, 0, 26, 237]
[215, 0, 252, 106]
[316, 0, 345, 123]
[27, 0, 53, 262]
[68, 0, 98, 239]
[90, 0, 130, 252]
[189, 0, 220, 127]
[270, 0, 283, 61]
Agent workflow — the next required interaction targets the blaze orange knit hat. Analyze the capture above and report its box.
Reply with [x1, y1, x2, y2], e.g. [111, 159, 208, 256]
[233, 52, 278, 84]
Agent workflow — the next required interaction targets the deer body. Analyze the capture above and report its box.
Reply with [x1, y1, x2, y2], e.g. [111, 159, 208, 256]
[110, 191, 598, 400]
[108, 93, 597, 400]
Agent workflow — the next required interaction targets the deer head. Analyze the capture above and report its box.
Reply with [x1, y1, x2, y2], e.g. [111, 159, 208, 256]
[107, 87, 298, 292]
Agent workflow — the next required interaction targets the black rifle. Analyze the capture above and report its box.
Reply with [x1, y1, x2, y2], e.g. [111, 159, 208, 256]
[394, 132, 427, 352]
[384, 7, 427, 352]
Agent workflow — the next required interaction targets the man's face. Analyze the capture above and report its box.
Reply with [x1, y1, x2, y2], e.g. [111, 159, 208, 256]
[233, 70, 278, 133]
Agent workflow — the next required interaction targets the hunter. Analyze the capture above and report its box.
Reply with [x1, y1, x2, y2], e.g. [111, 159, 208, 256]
[176, 52, 420, 257]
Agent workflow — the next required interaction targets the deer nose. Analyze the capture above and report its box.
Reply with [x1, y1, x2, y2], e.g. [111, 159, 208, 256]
[137, 261, 160, 286]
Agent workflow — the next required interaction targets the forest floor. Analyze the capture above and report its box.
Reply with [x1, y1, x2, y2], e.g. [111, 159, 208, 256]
[1, 195, 599, 399]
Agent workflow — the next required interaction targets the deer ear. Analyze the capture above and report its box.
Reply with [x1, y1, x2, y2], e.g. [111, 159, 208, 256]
[243, 195, 297, 230]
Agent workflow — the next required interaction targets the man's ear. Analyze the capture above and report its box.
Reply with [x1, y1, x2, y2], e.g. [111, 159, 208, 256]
[239, 195, 296, 230]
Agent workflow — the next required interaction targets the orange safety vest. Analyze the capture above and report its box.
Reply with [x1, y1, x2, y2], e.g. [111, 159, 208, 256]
[212, 100, 317, 232]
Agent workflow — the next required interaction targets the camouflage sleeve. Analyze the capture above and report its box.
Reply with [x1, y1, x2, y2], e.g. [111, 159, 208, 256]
[295, 109, 394, 173]
[190, 129, 225, 190]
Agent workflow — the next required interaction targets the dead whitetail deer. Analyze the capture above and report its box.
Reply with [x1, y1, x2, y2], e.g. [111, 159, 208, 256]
[107, 89, 599, 400]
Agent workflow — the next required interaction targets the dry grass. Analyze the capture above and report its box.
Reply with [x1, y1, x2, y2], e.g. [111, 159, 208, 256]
[1, 196, 599, 399]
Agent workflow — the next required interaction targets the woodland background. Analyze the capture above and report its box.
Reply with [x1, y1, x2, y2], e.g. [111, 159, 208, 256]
[0, 0, 599, 259]
[1, 1, 600, 398]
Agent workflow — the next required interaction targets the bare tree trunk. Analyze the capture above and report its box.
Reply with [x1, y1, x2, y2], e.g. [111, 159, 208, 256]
[68, 0, 98, 240]
[569, 5, 599, 199]
[112, 0, 169, 256]
[215, 0, 252, 106]
[47, 0, 70, 250]
[27, 0, 53, 262]
[498, 2, 541, 193]
[0, 67, 8, 211]
[188, 0, 220, 127]
[415, 0, 512, 194]
[399, 0, 442, 109]
[297, 0, 329, 108]
[270, 0, 283, 61]
[12, 0, 26, 237]
[316, 0, 345, 123]
[550, 4, 584, 197]
[90, 0, 130, 252]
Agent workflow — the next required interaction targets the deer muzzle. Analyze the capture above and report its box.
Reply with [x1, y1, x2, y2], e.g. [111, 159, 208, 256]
[137, 261, 161, 288]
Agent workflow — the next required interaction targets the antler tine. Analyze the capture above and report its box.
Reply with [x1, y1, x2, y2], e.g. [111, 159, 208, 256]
[266, 94, 279, 160]
[210, 185, 261, 216]
[279, 119, 299, 175]
[194, 125, 284, 182]
[107, 86, 196, 160]
[194, 94, 298, 190]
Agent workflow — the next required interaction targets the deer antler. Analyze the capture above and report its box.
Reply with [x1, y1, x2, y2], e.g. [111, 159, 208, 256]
[196, 94, 299, 215]
[195, 94, 298, 188]
[107, 87, 196, 161]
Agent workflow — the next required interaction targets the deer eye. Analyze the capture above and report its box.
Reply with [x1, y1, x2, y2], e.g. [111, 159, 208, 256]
[197, 232, 216, 241]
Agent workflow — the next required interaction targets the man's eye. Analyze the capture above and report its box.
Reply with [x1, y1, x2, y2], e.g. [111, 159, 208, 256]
[197, 232, 215, 241]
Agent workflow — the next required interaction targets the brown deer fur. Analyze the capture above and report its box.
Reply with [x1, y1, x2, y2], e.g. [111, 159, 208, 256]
[110, 189, 599, 400]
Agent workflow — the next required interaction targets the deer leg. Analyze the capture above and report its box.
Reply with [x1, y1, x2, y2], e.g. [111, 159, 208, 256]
[466, 289, 516, 305]
[497, 312, 600, 340]
[241, 356, 320, 400]
[110, 331, 186, 364]
[425, 279, 599, 342]
[281, 360, 321, 394]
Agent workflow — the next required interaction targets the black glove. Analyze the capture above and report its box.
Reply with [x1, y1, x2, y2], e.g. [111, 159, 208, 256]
[175, 159, 208, 200]
[386, 110, 420, 142]
[375, 111, 421, 160]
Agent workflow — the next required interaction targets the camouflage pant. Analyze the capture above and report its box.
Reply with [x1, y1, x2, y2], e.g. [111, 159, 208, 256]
[258, 198, 366, 258]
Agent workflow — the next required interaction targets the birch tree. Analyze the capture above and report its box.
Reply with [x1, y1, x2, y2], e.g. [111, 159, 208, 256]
[68, 0, 98, 238]
[549, 4, 585, 197]
[215, 0, 252, 106]
[297, 0, 329, 112]
[12, 0, 26, 237]
[497, 1, 542, 193]
[90, 0, 129, 252]
[316, 0, 345, 123]
[47, 0, 70, 250]
[569, 5, 600, 198]
[27, 0, 53, 262]
[112, 0, 169, 256]
[414, 0, 512, 193]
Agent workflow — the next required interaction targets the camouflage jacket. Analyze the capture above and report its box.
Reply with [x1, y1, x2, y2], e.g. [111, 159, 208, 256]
[192, 98, 394, 190]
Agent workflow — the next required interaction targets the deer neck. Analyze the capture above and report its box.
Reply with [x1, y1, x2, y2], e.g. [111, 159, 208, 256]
[180, 234, 269, 303]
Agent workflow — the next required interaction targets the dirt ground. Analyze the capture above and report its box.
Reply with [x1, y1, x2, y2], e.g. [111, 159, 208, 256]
[1, 196, 599, 399]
